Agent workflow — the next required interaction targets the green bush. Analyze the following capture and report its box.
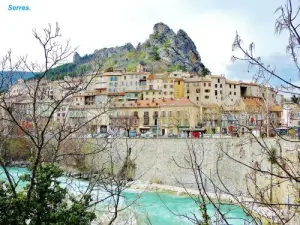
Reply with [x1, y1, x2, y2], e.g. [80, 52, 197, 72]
[163, 39, 171, 49]
[167, 64, 186, 72]
[0, 164, 96, 225]
[3, 138, 32, 161]
[150, 47, 160, 61]
[126, 62, 137, 72]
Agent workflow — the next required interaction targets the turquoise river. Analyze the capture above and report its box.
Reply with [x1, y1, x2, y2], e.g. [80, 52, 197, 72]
[0, 167, 253, 225]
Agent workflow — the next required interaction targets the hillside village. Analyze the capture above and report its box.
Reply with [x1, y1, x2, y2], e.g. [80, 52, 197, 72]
[4, 63, 297, 138]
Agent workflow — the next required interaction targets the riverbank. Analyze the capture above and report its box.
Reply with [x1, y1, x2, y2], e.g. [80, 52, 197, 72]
[126, 181, 289, 225]
[61, 168, 287, 224]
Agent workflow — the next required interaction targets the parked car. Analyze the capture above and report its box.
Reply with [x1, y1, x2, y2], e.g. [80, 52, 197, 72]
[141, 132, 154, 138]
[93, 133, 110, 138]
[129, 130, 138, 137]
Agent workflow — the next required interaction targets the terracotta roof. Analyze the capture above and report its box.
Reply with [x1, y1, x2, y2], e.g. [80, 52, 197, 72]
[112, 98, 196, 108]
[147, 74, 155, 80]
[107, 92, 125, 96]
[243, 98, 264, 107]
[271, 105, 283, 112]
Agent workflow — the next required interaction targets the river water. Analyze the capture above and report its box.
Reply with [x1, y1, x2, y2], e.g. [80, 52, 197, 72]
[0, 167, 251, 225]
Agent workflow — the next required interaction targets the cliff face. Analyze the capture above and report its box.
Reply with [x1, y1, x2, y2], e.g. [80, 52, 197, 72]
[142, 22, 203, 72]
[56, 23, 205, 77]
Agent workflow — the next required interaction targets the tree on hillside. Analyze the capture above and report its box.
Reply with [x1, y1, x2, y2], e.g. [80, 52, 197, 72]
[0, 23, 140, 225]
[168, 1, 300, 224]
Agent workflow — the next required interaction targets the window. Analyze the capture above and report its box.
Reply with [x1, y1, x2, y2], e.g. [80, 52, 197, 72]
[204, 83, 206, 87]
[178, 81, 181, 85]
[234, 84, 236, 89]
[196, 89, 200, 93]
[205, 89, 210, 93]
[164, 91, 167, 95]
[215, 90, 217, 96]
[215, 84, 217, 88]
[196, 97, 199, 101]
[218, 79, 220, 83]
[230, 91, 232, 95]
[164, 85, 167, 88]
[205, 96, 209, 99]
[85, 96, 95, 105]
[144, 111, 149, 125]
[187, 89, 190, 94]
[124, 76, 126, 80]
[229, 84, 232, 88]
[220, 90, 222, 95]
[187, 96, 189, 99]
[209, 83, 211, 87]
[220, 84, 222, 88]
[153, 111, 159, 119]
[234, 92, 236, 95]
[170, 85, 173, 88]
[162, 111, 166, 117]
[146, 92, 149, 95]
[170, 91, 173, 95]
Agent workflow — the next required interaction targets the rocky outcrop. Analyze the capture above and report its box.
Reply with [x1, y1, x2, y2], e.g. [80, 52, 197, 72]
[73, 52, 81, 64]
[73, 43, 135, 65]
[142, 22, 203, 72]
[69, 22, 205, 74]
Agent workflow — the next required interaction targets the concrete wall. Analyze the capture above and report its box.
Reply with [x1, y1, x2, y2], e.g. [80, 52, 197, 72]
[85, 137, 299, 201]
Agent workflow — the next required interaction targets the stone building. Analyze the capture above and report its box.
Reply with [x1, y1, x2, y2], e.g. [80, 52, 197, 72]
[110, 98, 200, 136]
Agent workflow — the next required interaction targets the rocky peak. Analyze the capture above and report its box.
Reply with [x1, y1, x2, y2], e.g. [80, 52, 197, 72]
[73, 52, 81, 64]
[145, 22, 203, 72]
[69, 22, 205, 74]
[153, 23, 173, 35]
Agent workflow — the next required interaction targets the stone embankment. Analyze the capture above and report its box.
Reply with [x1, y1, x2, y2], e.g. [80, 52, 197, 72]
[5, 160, 29, 167]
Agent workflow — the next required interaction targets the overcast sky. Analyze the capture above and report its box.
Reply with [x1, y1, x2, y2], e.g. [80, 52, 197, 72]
[0, 0, 294, 82]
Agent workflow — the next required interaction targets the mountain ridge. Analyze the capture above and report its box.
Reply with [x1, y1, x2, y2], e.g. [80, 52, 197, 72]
[48, 23, 209, 78]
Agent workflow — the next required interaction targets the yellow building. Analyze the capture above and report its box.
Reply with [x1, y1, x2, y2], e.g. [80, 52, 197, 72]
[110, 98, 200, 136]
[174, 78, 185, 98]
